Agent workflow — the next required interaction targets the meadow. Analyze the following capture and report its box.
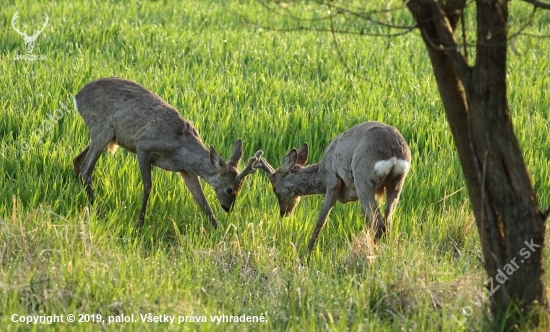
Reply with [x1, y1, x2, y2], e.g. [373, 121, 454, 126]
[1, 0, 549, 331]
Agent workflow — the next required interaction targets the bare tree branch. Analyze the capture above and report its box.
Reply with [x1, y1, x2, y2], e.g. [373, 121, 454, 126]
[253, 0, 545, 49]
[257, 0, 417, 30]
[312, 0, 408, 16]
[236, 12, 416, 37]
[326, 2, 370, 82]
[423, 1, 472, 83]
[522, 0, 550, 10]
[461, 6, 469, 61]
[256, 0, 337, 22]
[269, 0, 413, 19]
[312, 0, 416, 30]
[509, 6, 538, 40]
[519, 32, 550, 37]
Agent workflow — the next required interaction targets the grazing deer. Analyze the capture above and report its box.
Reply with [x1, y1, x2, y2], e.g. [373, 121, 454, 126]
[73, 77, 262, 227]
[254, 122, 411, 251]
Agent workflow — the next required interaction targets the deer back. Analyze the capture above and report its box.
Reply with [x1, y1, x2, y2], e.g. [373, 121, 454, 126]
[75, 77, 199, 154]
[320, 122, 411, 188]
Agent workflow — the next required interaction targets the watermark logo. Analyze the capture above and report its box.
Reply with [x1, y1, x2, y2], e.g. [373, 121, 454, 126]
[451, 238, 541, 326]
[18, 99, 73, 152]
[11, 10, 49, 61]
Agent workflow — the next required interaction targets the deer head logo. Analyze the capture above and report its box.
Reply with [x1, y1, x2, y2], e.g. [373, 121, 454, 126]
[11, 11, 49, 54]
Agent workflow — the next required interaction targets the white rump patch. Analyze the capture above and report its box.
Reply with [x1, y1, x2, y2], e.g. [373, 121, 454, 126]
[374, 157, 410, 177]
[394, 159, 411, 175]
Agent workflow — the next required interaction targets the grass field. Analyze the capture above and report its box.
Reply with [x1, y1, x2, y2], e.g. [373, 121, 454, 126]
[1, 1, 549, 331]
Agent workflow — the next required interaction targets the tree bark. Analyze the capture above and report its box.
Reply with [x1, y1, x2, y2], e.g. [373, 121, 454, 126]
[406, 0, 548, 327]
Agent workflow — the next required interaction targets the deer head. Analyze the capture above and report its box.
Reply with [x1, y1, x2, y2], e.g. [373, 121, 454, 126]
[254, 143, 309, 216]
[209, 139, 263, 212]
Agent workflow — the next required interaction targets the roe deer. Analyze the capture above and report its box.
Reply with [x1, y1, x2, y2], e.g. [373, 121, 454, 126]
[73, 77, 262, 227]
[254, 121, 411, 251]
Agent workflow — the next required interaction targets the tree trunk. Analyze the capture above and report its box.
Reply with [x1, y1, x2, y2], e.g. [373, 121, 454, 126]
[406, 0, 548, 327]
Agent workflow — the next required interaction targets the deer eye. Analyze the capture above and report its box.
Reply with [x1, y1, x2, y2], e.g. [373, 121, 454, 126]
[226, 188, 233, 194]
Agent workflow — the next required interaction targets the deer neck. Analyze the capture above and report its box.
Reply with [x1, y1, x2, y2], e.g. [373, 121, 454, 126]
[293, 164, 326, 196]
[176, 144, 221, 184]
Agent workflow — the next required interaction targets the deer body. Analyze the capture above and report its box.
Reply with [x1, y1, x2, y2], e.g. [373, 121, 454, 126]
[73, 77, 261, 227]
[255, 122, 411, 251]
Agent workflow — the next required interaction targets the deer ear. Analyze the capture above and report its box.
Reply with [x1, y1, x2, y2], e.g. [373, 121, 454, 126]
[281, 149, 297, 173]
[210, 145, 226, 170]
[295, 143, 308, 167]
[228, 139, 243, 168]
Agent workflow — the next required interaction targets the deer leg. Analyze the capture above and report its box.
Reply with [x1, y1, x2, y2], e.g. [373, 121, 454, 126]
[179, 171, 219, 228]
[73, 145, 89, 177]
[356, 182, 384, 241]
[136, 151, 153, 228]
[79, 133, 113, 204]
[307, 186, 339, 252]
[383, 179, 405, 235]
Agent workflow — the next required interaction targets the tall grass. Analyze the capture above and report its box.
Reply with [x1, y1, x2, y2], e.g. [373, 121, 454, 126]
[1, 0, 549, 330]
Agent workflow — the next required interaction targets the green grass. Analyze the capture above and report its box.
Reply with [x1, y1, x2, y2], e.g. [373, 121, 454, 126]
[1, 0, 549, 331]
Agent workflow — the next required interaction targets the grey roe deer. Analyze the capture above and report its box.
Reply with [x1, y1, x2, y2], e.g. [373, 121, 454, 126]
[73, 77, 262, 228]
[254, 121, 411, 251]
